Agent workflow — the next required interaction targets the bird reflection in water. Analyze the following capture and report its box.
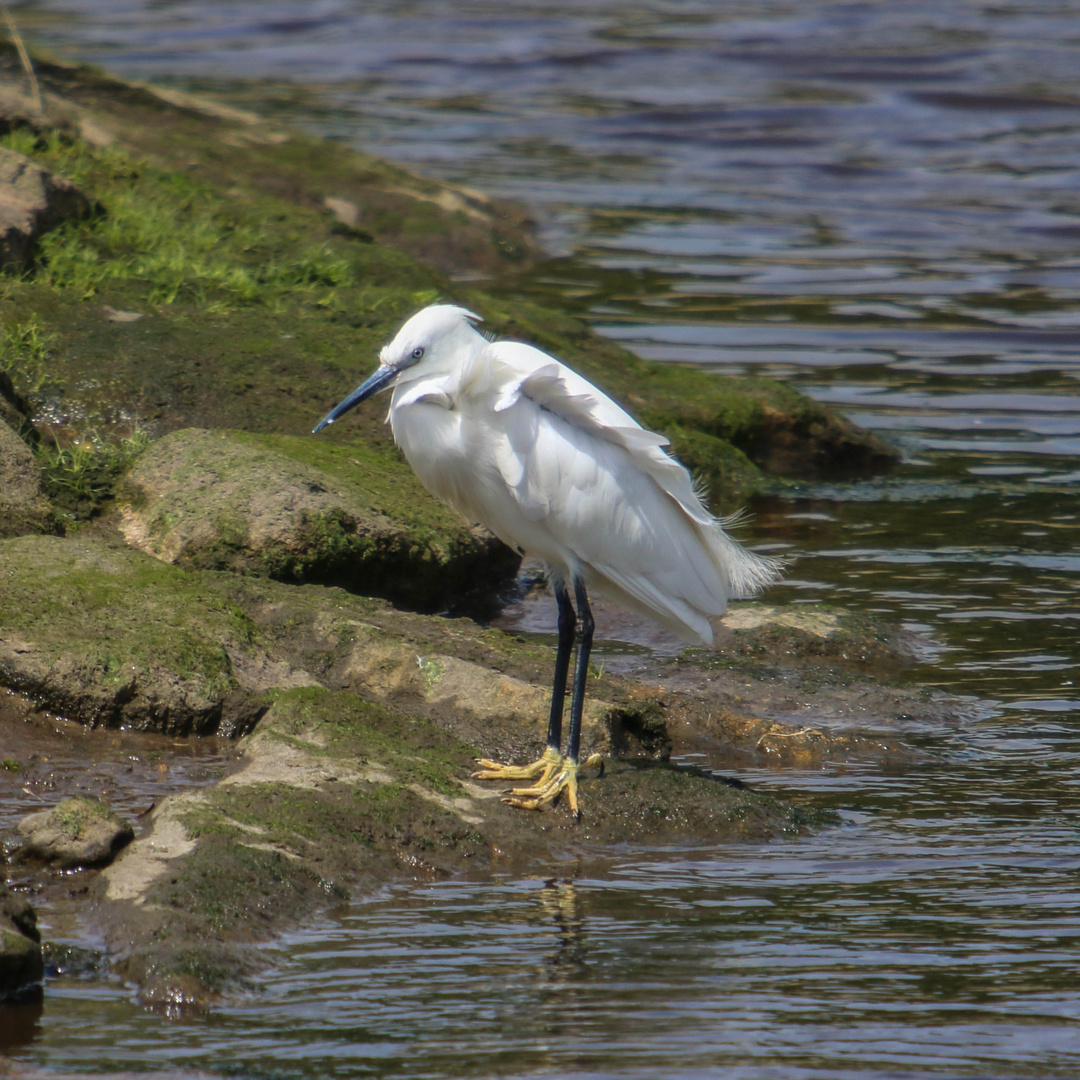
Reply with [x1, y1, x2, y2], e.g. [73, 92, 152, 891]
[536, 878, 590, 994]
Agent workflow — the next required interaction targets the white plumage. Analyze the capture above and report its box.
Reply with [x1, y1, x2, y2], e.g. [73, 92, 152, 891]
[377, 305, 781, 644]
[314, 303, 783, 814]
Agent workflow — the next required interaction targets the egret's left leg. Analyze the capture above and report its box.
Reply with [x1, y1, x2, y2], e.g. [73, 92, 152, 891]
[504, 578, 603, 817]
[472, 579, 576, 786]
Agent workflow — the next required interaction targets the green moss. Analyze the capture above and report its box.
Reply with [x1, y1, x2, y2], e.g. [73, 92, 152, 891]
[0, 128, 446, 447]
[118, 429, 518, 612]
[262, 686, 475, 798]
[0, 535, 262, 711]
[50, 797, 121, 841]
[0, 95, 888, 527]
[145, 689, 486, 942]
[662, 423, 776, 510]
[5, 132, 357, 313]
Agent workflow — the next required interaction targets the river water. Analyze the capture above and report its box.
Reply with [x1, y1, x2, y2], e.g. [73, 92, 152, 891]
[4, 2, 1080, 1077]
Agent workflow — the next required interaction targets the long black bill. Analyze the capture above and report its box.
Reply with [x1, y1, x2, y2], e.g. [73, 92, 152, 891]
[312, 365, 397, 433]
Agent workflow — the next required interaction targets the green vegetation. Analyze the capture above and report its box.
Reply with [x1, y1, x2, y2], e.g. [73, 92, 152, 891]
[37, 425, 150, 518]
[0, 85, 889, 546]
[0, 317, 55, 399]
[3, 129, 367, 313]
[50, 797, 123, 841]
[0, 535, 264, 726]
[116, 429, 518, 610]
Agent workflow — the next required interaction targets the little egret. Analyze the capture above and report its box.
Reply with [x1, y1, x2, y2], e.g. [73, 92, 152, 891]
[314, 304, 782, 815]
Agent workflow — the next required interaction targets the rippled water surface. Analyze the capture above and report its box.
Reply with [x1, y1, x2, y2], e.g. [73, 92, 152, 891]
[4, 2, 1080, 1076]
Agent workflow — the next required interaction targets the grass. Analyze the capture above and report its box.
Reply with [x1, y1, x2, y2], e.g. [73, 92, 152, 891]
[0, 129, 440, 515]
[0, 317, 55, 398]
[0, 129, 365, 314]
[37, 426, 151, 519]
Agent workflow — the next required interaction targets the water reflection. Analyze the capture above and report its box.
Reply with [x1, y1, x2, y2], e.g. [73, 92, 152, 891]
[0, 990, 43, 1051]
[535, 878, 589, 990]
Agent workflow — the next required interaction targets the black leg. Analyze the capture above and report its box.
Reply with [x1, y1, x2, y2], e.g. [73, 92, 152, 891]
[566, 577, 594, 764]
[546, 579, 576, 753]
[474, 574, 601, 816]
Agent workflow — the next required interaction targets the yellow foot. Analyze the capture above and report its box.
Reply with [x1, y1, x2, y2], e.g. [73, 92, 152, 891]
[503, 753, 604, 818]
[473, 745, 563, 786]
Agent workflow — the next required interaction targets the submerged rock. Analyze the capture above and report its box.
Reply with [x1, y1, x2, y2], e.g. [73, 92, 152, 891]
[0, 419, 54, 537]
[0, 884, 43, 1001]
[14, 797, 134, 869]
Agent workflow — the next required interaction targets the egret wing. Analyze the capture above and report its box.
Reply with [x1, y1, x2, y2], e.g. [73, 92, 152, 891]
[477, 340, 783, 631]
[486, 343, 713, 525]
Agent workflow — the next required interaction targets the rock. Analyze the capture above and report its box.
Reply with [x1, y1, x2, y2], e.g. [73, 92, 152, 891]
[0, 366, 33, 438]
[0, 418, 55, 537]
[117, 428, 519, 613]
[0, 533, 302, 735]
[0, 146, 95, 268]
[100, 304, 143, 323]
[0, 884, 43, 1001]
[323, 195, 361, 229]
[15, 797, 134, 870]
[0, 82, 84, 140]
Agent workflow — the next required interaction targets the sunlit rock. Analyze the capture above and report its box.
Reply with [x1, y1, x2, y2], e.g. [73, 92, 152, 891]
[14, 797, 134, 870]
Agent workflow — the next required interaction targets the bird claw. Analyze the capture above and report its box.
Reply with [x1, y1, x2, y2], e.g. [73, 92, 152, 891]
[472, 745, 563, 784]
[494, 752, 605, 818]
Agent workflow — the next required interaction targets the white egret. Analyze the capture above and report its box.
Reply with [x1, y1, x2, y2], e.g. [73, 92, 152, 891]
[314, 304, 782, 815]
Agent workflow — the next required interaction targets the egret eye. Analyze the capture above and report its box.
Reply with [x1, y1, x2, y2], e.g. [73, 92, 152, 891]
[411, 347, 425, 360]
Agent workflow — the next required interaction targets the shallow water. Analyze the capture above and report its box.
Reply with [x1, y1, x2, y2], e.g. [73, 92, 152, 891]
[4, 2, 1080, 1077]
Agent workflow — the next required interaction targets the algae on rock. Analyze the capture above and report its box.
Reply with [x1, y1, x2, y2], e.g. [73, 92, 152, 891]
[0, 534, 281, 735]
[0, 50, 893, 555]
[14, 796, 134, 869]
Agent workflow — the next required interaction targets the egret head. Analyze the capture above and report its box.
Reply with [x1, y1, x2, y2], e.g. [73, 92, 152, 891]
[313, 304, 483, 433]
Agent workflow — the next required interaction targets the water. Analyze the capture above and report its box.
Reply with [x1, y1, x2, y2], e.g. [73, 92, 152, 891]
[4, 2, 1080, 1076]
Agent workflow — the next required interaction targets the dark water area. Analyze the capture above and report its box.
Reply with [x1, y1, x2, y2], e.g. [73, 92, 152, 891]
[3, 2, 1080, 1077]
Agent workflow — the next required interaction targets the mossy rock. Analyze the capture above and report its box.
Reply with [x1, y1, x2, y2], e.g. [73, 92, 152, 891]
[0, 885, 42, 1002]
[0, 533, 290, 734]
[14, 796, 134, 869]
[118, 427, 519, 612]
[0, 145, 96, 268]
[0, 54, 892, 551]
[0, 418, 56, 537]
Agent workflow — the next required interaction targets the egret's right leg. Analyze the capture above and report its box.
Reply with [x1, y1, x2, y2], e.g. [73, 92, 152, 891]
[472, 579, 575, 784]
[505, 577, 603, 816]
